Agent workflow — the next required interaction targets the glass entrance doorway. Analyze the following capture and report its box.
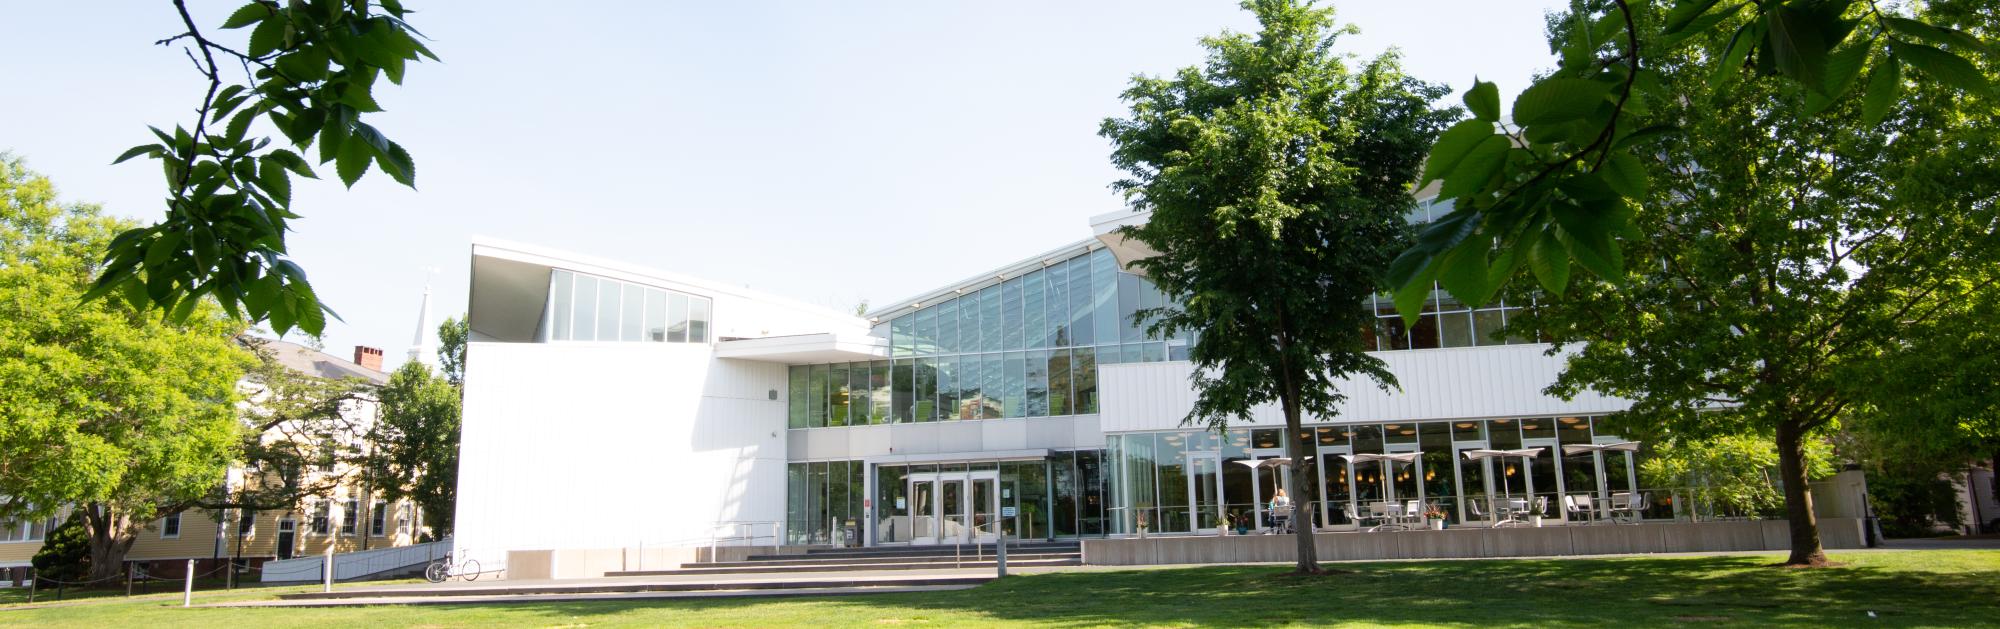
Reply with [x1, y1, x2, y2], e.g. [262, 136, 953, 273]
[907, 470, 1000, 545]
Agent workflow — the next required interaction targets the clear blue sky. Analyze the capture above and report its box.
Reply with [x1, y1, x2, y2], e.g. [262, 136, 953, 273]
[0, 0, 1562, 370]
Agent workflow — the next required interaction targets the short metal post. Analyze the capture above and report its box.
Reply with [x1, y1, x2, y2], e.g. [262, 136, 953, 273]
[322, 546, 334, 593]
[995, 534, 1007, 578]
[127, 563, 135, 597]
[26, 573, 34, 603]
[182, 559, 194, 607]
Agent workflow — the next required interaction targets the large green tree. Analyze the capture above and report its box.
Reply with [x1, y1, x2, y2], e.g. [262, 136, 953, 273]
[1509, 5, 2000, 565]
[362, 318, 464, 539]
[1101, 0, 1455, 574]
[1390, 0, 1997, 318]
[0, 156, 253, 579]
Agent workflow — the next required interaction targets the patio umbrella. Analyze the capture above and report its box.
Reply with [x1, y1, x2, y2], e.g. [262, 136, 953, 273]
[1345, 452, 1421, 464]
[1560, 441, 1641, 456]
[1230, 457, 1295, 470]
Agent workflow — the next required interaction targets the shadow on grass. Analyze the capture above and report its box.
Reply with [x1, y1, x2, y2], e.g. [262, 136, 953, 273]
[353, 552, 2000, 627]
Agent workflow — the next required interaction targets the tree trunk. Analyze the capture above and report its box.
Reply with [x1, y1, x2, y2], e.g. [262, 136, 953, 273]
[83, 504, 137, 581]
[1282, 395, 1320, 574]
[1775, 421, 1828, 566]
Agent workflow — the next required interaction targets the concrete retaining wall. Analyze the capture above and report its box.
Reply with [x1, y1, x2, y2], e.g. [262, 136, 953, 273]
[1082, 518, 1866, 566]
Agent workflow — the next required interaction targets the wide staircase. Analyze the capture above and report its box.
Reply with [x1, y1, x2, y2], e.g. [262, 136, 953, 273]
[604, 541, 1082, 577]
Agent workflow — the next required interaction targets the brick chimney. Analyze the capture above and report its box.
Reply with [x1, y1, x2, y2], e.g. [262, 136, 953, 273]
[353, 346, 384, 372]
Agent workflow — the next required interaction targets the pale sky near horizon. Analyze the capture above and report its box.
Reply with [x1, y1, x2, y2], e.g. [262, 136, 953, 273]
[0, 0, 1563, 370]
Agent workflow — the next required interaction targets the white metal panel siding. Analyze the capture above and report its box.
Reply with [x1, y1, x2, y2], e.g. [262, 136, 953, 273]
[1099, 344, 1630, 433]
[455, 341, 787, 564]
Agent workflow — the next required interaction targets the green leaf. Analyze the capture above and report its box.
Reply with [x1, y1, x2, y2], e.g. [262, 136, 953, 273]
[221, 2, 269, 29]
[1599, 151, 1647, 199]
[1439, 136, 1510, 200]
[1766, 4, 1830, 90]
[1552, 200, 1626, 280]
[144, 232, 184, 270]
[1881, 17, 1991, 55]
[1888, 40, 1993, 96]
[1664, 0, 1724, 35]
[1806, 38, 1873, 113]
[379, 141, 416, 188]
[1861, 56, 1900, 125]
[247, 16, 284, 58]
[255, 160, 292, 207]
[275, 46, 330, 82]
[1528, 229, 1571, 293]
[1709, 22, 1759, 88]
[224, 108, 257, 145]
[1662, 2, 1746, 47]
[111, 144, 162, 165]
[1512, 78, 1612, 127]
[1437, 240, 1495, 309]
[265, 148, 317, 179]
[1422, 119, 1495, 185]
[1612, 124, 1676, 150]
[1393, 261, 1441, 326]
[336, 136, 372, 187]
[1464, 79, 1500, 122]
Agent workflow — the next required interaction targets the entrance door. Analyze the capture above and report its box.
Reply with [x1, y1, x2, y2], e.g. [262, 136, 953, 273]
[276, 519, 296, 560]
[907, 471, 1000, 545]
[1187, 452, 1223, 534]
[1317, 445, 1355, 529]
[1248, 448, 1289, 530]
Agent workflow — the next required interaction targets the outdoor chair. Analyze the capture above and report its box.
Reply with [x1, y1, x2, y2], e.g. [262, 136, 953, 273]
[1467, 497, 1489, 523]
[1366, 502, 1400, 532]
[1564, 495, 1594, 524]
[1269, 504, 1295, 535]
[1343, 503, 1373, 531]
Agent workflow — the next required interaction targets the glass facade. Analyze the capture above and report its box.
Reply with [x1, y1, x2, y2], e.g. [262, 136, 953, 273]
[547, 269, 712, 343]
[1105, 416, 1654, 535]
[786, 453, 1107, 545]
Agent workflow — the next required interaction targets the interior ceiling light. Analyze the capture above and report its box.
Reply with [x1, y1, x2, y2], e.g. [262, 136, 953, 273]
[1456, 423, 1474, 429]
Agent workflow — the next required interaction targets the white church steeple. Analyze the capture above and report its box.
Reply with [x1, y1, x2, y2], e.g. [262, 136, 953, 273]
[408, 282, 439, 370]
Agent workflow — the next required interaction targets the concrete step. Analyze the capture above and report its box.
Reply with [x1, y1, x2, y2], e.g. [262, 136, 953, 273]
[279, 574, 995, 600]
[770, 543, 1079, 560]
[699, 552, 1079, 569]
[607, 557, 1080, 577]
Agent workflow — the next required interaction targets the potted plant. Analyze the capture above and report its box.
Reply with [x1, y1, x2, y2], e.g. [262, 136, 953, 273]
[1423, 506, 1448, 530]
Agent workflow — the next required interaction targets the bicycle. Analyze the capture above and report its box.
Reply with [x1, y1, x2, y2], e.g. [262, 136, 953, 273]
[423, 550, 482, 583]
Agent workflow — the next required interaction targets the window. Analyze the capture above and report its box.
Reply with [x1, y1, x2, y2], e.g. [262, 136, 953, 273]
[787, 365, 809, 429]
[1, 514, 57, 543]
[162, 512, 182, 538]
[238, 509, 256, 536]
[341, 499, 360, 535]
[371, 501, 388, 537]
[311, 501, 330, 535]
[546, 269, 711, 344]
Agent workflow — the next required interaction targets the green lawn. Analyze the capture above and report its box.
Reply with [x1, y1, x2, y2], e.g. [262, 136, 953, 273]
[2, 551, 1996, 628]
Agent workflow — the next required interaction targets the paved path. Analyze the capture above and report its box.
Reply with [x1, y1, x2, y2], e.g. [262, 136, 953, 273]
[201, 584, 977, 608]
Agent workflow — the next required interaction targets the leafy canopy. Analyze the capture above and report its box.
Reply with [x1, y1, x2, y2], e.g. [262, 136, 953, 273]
[1390, 0, 1998, 321]
[0, 155, 252, 528]
[362, 323, 463, 537]
[1102, 0, 1456, 431]
[95, 0, 435, 336]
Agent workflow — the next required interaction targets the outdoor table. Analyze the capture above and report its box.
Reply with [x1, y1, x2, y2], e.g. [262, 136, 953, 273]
[1493, 497, 1529, 527]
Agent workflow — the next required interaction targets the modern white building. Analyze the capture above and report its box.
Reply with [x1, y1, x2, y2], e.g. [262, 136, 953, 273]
[456, 207, 1649, 561]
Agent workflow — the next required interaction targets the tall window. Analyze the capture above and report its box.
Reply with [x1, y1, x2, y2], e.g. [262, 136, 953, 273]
[547, 269, 712, 344]
[311, 501, 330, 535]
[238, 509, 256, 536]
[341, 499, 360, 535]
[371, 501, 389, 536]
[162, 512, 182, 538]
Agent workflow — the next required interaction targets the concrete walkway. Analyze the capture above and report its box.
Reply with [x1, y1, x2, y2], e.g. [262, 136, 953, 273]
[202, 584, 978, 608]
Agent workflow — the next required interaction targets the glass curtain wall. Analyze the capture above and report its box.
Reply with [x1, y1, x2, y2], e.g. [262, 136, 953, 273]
[1104, 416, 1646, 535]
[786, 460, 867, 546]
[863, 454, 1100, 545]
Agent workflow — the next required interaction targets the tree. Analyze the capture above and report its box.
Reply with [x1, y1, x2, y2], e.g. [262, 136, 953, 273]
[1389, 0, 1997, 319]
[363, 350, 461, 538]
[221, 336, 379, 515]
[437, 315, 467, 388]
[1100, 0, 1455, 574]
[30, 514, 91, 584]
[1639, 434, 1832, 519]
[1507, 6, 2000, 565]
[0, 156, 253, 579]
[92, 0, 435, 337]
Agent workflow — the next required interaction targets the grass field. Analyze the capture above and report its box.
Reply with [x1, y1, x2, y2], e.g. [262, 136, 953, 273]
[2, 550, 1996, 628]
